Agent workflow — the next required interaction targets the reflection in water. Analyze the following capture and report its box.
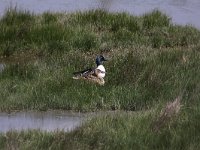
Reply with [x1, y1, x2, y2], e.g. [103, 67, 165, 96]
[169, 0, 187, 7]
[99, 0, 113, 11]
[0, 111, 84, 133]
[0, 63, 5, 72]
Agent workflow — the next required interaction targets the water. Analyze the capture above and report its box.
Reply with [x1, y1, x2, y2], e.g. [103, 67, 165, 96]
[0, 63, 5, 73]
[0, 0, 200, 29]
[0, 111, 84, 133]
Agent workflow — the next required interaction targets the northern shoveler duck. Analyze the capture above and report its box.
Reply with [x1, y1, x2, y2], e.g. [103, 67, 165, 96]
[72, 55, 107, 85]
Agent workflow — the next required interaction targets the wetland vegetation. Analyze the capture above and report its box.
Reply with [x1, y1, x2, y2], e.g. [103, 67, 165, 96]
[0, 8, 200, 149]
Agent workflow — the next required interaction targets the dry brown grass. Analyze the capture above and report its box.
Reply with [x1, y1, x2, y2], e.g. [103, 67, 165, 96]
[152, 96, 182, 132]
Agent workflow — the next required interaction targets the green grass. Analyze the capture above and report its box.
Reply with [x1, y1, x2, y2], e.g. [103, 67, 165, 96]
[0, 8, 199, 112]
[0, 8, 200, 149]
[1, 46, 199, 112]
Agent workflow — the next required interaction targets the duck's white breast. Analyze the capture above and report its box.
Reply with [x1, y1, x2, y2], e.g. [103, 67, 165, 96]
[97, 65, 105, 72]
[96, 65, 106, 78]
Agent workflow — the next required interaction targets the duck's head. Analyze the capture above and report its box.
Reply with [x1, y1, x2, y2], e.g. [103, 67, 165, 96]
[96, 55, 107, 66]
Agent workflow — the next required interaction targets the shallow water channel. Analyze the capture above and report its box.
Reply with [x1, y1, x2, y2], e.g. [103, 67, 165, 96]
[0, 64, 5, 73]
[0, 0, 200, 29]
[0, 111, 85, 133]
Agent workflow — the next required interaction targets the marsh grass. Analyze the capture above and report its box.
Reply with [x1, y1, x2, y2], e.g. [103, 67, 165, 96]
[0, 8, 200, 149]
[0, 8, 200, 112]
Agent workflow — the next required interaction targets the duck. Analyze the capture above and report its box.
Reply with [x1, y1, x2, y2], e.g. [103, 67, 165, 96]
[72, 55, 107, 85]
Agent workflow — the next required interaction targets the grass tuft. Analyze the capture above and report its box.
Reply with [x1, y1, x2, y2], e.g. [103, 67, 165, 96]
[142, 10, 170, 29]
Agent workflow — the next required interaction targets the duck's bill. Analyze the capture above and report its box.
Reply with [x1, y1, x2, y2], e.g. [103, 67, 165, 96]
[104, 58, 108, 61]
